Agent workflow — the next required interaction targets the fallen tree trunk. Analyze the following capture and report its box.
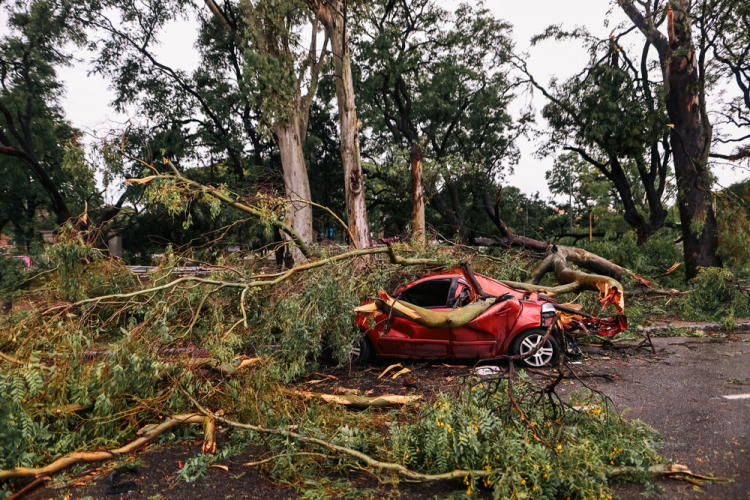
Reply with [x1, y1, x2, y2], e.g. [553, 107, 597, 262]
[481, 188, 629, 312]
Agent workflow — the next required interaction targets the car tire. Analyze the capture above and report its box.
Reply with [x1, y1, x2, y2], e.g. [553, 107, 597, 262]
[349, 336, 374, 364]
[510, 329, 560, 368]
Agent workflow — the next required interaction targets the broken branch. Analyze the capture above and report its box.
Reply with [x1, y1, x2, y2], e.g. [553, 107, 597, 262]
[283, 389, 421, 407]
[0, 414, 205, 480]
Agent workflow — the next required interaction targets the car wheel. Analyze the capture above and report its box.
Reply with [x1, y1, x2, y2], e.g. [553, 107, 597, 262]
[511, 329, 560, 368]
[349, 336, 373, 364]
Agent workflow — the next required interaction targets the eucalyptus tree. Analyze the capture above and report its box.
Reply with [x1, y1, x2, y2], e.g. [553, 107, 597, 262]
[615, 0, 721, 278]
[518, 27, 673, 245]
[305, 0, 370, 249]
[354, 0, 522, 246]
[87, 0, 328, 256]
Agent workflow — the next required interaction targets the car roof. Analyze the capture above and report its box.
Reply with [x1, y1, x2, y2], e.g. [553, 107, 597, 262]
[399, 268, 524, 298]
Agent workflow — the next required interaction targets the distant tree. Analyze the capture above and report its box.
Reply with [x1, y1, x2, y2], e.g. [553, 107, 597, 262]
[354, 0, 523, 246]
[87, 0, 329, 258]
[306, 0, 370, 249]
[518, 26, 672, 245]
[703, 0, 750, 163]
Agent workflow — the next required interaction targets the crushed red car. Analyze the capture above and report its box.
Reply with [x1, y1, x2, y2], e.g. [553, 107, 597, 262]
[354, 268, 627, 367]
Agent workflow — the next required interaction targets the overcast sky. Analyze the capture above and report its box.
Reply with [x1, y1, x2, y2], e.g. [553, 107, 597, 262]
[10, 0, 750, 200]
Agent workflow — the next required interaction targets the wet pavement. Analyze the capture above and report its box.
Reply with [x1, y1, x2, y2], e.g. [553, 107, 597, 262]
[570, 334, 750, 499]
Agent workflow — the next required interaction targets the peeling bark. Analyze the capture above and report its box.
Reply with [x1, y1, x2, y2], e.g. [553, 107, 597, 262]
[310, 1, 371, 250]
[410, 143, 425, 248]
[275, 121, 313, 262]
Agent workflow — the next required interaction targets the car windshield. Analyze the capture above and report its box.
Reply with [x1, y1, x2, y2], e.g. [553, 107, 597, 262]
[399, 279, 452, 308]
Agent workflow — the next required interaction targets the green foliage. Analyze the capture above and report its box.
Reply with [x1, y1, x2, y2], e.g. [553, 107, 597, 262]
[176, 432, 251, 483]
[44, 226, 136, 301]
[0, 0, 93, 237]
[0, 257, 26, 301]
[716, 181, 750, 273]
[392, 383, 660, 499]
[535, 25, 674, 243]
[673, 267, 750, 322]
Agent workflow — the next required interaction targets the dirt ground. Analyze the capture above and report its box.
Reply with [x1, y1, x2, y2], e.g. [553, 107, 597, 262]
[12, 332, 750, 500]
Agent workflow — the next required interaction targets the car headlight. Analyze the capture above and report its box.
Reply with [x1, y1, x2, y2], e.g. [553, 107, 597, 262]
[541, 303, 556, 314]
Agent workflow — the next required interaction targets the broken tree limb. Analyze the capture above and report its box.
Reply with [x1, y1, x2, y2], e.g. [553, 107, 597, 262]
[609, 463, 730, 483]
[283, 389, 421, 407]
[184, 390, 492, 482]
[0, 414, 205, 480]
[202, 417, 217, 454]
[461, 261, 493, 299]
[72, 246, 438, 308]
[183, 391, 717, 485]
[126, 160, 312, 258]
[7, 476, 50, 500]
[499, 280, 582, 295]
[377, 363, 403, 379]
[480, 188, 632, 312]
[242, 452, 337, 467]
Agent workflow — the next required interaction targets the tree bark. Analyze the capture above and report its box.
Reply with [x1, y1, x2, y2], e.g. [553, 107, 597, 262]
[354, 291, 495, 329]
[274, 121, 313, 261]
[617, 0, 721, 279]
[312, 1, 370, 249]
[410, 143, 425, 248]
[205, 1, 325, 260]
[665, 2, 721, 278]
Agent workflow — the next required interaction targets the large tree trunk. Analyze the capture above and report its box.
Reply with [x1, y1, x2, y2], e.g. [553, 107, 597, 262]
[617, 0, 721, 279]
[315, 3, 370, 249]
[275, 121, 313, 261]
[664, 4, 721, 279]
[410, 143, 425, 248]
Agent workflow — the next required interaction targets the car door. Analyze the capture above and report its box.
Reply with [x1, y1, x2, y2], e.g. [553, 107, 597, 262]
[377, 277, 455, 358]
[449, 282, 498, 358]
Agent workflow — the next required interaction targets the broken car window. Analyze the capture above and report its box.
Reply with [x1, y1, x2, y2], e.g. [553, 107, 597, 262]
[399, 279, 453, 308]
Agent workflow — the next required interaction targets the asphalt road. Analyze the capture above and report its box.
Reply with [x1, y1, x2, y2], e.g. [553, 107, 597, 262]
[560, 333, 750, 499]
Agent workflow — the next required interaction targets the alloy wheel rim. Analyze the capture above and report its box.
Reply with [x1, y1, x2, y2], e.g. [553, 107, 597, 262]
[519, 335, 554, 367]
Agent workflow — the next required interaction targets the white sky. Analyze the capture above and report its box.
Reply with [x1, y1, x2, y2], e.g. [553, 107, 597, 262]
[7, 0, 750, 201]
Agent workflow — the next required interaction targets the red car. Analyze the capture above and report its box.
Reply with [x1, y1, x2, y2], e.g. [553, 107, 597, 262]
[353, 268, 624, 367]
